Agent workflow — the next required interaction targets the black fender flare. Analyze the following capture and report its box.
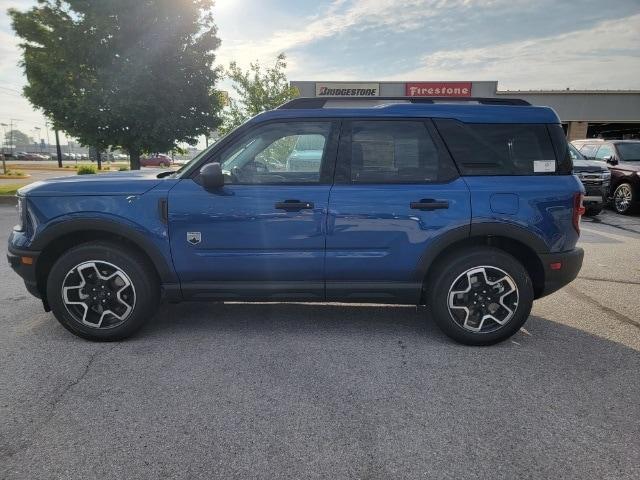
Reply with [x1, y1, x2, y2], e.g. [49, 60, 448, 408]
[31, 217, 178, 284]
[414, 222, 549, 282]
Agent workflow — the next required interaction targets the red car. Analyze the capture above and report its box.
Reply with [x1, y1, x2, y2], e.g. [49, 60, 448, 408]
[140, 154, 172, 167]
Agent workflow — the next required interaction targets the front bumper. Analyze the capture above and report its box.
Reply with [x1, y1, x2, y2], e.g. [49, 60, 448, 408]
[537, 247, 584, 298]
[581, 182, 609, 206]
[7, 245, 41, 299]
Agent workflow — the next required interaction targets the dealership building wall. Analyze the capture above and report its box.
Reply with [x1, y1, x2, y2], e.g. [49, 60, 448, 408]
[290, 81, 640, 141]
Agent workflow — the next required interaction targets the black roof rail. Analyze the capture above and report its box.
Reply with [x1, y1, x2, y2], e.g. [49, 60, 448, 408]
[278, 96, 531, 109]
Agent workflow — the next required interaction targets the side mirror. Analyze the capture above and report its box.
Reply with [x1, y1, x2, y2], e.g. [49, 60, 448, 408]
[604, 156, 618, 166]
[200, 162, 224, 190]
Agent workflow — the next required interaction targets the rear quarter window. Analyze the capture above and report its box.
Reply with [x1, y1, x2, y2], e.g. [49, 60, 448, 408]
[434, 120, 563, 176]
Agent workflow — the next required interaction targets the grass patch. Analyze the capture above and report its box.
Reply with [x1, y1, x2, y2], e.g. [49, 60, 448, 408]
[0, 183, 28, 195]
[77, 164, 97, 175]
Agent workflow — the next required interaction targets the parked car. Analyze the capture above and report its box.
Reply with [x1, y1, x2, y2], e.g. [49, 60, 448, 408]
[15, 152, 44, 161]
[8, 97, 585, 345]
[572, 139, 640, 214]
[569, 144, 609, 216]
[141, 153, 172, 168]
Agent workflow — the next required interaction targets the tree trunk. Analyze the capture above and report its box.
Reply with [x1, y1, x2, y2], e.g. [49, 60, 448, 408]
[96, 149, 102, 170]
[130, 149, 141, 170]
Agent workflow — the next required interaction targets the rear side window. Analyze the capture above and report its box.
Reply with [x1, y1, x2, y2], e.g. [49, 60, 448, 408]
[345, 120, 457, 183]
[434, 120, 559, 176]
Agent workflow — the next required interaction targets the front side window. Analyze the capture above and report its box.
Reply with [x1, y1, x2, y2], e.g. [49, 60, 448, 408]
[218, 121, 332, 184]
[616, 143, 640, 161]
[595, 144, 615, 160]
[348, 121, 446, 183]
[434, 120, 558, 176]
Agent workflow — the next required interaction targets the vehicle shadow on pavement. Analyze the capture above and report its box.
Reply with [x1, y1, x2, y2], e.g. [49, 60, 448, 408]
[143, 301, 640, 354]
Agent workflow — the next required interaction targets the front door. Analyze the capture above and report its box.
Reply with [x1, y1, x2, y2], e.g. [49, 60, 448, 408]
[325, 119, 471, 303]
[169, 120, 339, 300]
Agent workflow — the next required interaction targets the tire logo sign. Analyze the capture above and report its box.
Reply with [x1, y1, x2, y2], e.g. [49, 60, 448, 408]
[187, 232, 201, 245]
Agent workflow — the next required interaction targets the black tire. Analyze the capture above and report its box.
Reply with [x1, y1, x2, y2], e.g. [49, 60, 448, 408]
[584, 206, 603, 216]
[46, 241, 160, 341]
[612, 183, 638, 215]
[426, 247, 534, 346]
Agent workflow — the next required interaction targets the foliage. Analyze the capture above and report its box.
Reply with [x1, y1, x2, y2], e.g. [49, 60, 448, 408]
[220, 53, 299, 135]
[0, 169, 28, 178]
[9, 0, 223, 169]
[4, 130, 32, 146]
[0, 183, 28, 195]
[118, 166, 130, 171]
[77, 164, 97, 175]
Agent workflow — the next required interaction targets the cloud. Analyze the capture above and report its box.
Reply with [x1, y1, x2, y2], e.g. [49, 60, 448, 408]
[215, 0, 525, 69]
[390, 13, 640, 89]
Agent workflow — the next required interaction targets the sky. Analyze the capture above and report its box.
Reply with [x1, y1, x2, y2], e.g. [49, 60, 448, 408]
[0, 0, 639, 145]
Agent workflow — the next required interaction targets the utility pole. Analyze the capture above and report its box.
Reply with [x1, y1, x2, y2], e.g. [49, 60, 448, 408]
[54, 129, 63, 168]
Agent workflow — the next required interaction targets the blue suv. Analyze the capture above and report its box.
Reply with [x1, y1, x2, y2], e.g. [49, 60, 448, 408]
[7, 97, 585, 345]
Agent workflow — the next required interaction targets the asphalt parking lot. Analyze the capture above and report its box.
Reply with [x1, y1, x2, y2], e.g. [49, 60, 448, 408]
[0, 206, 638, 480]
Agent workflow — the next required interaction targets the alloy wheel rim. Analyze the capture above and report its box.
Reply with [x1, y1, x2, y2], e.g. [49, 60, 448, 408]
[615, 185, 632, 212]
[447, 266, 519, 333]
[61, 260, 136, 329]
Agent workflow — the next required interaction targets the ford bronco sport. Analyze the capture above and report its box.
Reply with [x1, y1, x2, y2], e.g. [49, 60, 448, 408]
[7, 97, 585, 345]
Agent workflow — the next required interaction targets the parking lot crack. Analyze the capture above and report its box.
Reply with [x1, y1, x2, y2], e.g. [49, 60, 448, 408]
[0, 344, 118, 463]
[566, 285, 640, 329]
[578, 276, 640, 286]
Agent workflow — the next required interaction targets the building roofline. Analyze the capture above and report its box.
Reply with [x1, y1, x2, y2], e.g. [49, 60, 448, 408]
[498, 89, 640, 94]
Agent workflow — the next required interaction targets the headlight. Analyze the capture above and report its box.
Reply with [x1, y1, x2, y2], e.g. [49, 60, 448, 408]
[15, 196, 25, 231]
[602, 171, 611, 179]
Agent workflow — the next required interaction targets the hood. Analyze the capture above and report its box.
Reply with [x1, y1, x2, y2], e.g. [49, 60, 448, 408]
[18, 170, 165, 197]
[615, 161, 640, 172]
[572, 159, 608, 173]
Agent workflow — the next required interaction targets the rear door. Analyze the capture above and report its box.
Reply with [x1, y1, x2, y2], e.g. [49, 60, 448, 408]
[168, 120, 339, 300]
[325, 119, 471, 303]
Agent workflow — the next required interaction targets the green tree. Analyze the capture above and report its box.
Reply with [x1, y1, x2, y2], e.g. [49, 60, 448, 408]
[9, 0, 223, 169]
[4, 129, 32, 147]
[220, 53, 299, 135]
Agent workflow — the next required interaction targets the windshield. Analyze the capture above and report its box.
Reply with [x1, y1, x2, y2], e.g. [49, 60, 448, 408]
[617, 142, 640, 161]
[568, 143, 585, 160]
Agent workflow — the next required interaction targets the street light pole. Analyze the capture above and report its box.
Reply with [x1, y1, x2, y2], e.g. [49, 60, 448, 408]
[7, 118, 22, 157]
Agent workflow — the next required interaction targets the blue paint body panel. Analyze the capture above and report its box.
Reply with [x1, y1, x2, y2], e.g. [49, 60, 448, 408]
[465, 175, 583, 253]
[325, 179, 471, 302]
[168, 180, 329, 288]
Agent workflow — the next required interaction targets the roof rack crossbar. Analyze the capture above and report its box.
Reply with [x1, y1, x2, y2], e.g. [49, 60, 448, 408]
[278, 96, 531, 109]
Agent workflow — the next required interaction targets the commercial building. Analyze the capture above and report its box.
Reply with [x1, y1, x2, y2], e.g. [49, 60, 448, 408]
[290, 81, 640, 141]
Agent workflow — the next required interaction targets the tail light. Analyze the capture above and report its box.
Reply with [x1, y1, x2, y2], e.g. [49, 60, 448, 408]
[573, 193, 585, 233]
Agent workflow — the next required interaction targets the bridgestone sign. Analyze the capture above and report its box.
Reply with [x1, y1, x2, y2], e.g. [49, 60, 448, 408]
[316, 83, 379, 97]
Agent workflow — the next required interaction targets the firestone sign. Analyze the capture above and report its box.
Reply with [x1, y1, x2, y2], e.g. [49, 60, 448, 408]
[316, 82, 379, 97]
[406, 82, 472, 97]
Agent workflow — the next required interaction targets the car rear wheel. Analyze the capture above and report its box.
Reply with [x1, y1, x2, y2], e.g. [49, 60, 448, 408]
[427, 247, 534, 345]
[160, 162, 170, 168]
[46, 241, 159, 341]
[613, 183, 637, 215]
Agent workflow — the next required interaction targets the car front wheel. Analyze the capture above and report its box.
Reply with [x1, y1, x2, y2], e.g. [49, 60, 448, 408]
[427, 247, 534, 346]
[46, 241, 159, 341]
[613, 183, 637, 215]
